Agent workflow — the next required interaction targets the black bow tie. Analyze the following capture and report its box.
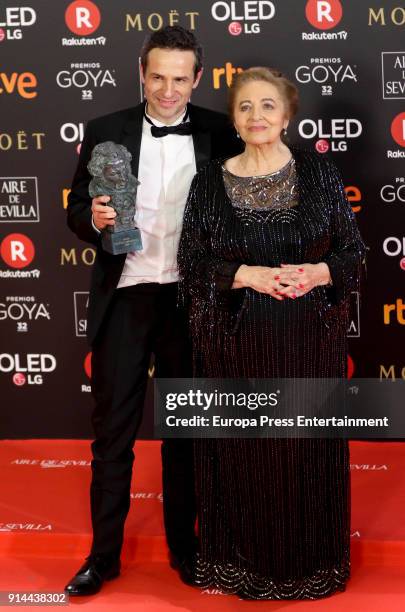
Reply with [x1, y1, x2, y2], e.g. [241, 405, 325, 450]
[144, 110, 193, 138]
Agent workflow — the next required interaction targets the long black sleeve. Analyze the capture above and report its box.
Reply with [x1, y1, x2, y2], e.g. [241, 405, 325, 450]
[178, 168, 242, 309]
[320, 158, 366, 306]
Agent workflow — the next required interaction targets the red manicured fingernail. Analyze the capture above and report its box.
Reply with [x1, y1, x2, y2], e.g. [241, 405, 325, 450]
[299, 283, 305, 289]
[274, 275, 280, 280]
[298, 268, 304, 272]
[292, 294, 297, 299]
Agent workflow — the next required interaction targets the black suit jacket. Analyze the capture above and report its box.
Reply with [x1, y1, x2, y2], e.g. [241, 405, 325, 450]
[67, 101, 242, 345]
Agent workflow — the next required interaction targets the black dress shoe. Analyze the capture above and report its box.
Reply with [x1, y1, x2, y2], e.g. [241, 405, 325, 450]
[169, 552, 197, 586]
[64, 555, 120, 596]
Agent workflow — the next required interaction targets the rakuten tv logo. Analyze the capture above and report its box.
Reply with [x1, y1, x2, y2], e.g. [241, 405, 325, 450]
[65, 0, 100, 35]
[302, 0, 346, 40]
[391, 112, 405, 146]
[0, 233, 34, 268]
[387, 113, 405, 159]
[82, 351, 92, 393]
[63, 1, 105, 46]
[0, 233, 39, 279]
[305, 0, 342, 29]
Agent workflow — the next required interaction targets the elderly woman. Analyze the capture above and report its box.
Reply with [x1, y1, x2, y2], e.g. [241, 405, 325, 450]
[178, 67, 365, 599]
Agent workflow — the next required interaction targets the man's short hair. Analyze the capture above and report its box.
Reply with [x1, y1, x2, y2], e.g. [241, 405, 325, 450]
[140, 25, 203, 79]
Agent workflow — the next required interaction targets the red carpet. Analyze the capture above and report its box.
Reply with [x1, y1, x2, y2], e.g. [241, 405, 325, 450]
[0, 440, 404, 610]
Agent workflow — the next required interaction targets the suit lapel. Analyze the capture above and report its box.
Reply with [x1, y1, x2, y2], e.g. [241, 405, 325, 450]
[189, 104, 211, 170]
[121, 102, 145, 177]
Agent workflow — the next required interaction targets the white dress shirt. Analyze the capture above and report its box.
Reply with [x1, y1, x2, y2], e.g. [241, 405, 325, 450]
[115, 107, 196, 288]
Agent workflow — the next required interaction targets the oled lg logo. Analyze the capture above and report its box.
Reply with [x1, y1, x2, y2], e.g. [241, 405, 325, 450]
[0, 233, 40, 279]
[63, 0, 105, 46]
[0, 353, 57, 386]
[383, 237, 405, 270]
[298, 118, 362, 152]
[387, 112, 405, 158]
[60, 122, 84, 154]
[0, 6, 36, 42]
[295, 58, 357, 96]
[211, 1, 275, 35]
[56, 63, 116, 101]
[303, 0, 347, 41]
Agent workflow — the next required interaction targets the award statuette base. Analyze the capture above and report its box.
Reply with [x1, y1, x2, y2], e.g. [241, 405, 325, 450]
[101, 227, 143, 255]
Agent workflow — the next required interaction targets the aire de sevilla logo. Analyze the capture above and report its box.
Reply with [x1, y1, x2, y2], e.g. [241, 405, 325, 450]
[305, 0, 342, 30]
[0, 233, 35, 268]
[65, 0, 100, 35]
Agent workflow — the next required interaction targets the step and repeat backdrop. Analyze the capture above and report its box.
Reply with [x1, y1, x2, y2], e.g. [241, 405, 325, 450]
[1, 0, 404, 438]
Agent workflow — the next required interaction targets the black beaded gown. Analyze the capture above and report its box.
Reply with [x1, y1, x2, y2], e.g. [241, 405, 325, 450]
[177, 148, 365, 599]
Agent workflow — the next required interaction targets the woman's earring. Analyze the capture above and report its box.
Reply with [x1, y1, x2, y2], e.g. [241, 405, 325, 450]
[236, 131, 240, 138]
[282, 127, 288, 137]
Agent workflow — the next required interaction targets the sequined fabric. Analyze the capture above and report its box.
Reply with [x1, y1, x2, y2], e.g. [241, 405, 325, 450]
[222, 156, 298, 210]
[178, 148, 366, 600]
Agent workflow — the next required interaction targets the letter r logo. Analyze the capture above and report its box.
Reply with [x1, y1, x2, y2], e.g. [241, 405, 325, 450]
[65, 0, 101, 35]
[305, 0, 343, 30]
[0, 233, 35, 268]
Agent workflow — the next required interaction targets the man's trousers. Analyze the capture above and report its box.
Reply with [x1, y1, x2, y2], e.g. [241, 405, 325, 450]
[89, 282, 196, 559]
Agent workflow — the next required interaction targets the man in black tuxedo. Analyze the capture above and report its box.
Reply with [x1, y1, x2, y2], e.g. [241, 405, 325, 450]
[64, 26, 241, 596]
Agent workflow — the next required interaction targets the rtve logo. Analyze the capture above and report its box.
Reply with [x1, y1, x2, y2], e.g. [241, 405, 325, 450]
[0, 72, 37, 99]
[384, 299, 405, 325]
[212, 61, 243, 89]
[305, 0, 343, 30]
[345, 186, 362, 213]
[0, 233, 35, 268]
[65, 0, 101, 35]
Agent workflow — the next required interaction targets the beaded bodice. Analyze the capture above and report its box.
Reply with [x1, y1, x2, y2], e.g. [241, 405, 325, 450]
[222, 157, 298, 211]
